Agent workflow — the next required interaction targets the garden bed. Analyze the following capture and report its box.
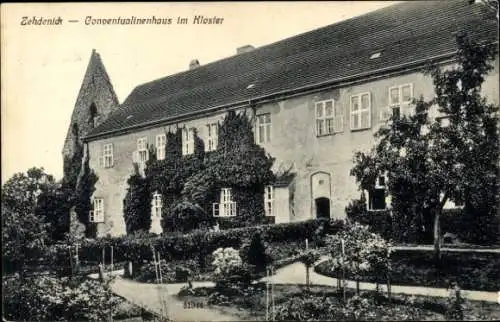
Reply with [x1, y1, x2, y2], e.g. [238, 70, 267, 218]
[177, 283, 500, 321]
[314, 250, 500, 292]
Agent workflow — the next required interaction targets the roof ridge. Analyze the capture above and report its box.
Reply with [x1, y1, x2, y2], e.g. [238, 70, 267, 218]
[123, 1, 409, 97]
[87, 0, 497, 140]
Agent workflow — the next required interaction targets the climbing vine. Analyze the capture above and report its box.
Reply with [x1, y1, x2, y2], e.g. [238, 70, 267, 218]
[134, 110, 276, 233]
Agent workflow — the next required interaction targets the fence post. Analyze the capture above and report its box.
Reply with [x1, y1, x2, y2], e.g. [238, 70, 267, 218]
[111, 246, 114, 272]
[341, 238, 346, 302]
[271, 266, 275, 321]
[266, 267, 269, 321]
[102, 247, 105, 272]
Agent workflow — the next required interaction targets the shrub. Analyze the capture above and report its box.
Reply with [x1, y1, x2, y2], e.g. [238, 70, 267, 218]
[345, 196, 392, 240]
[244, 232, 272, 272]
[2, 275, 122, 321]
[211, 247, 255, 288]
[163, 200, 213, 233]
[325, 222, 391, 291]
[272, 294, 341, 321]
[135, 259, 198, 283]
[46, 219, 343, 271]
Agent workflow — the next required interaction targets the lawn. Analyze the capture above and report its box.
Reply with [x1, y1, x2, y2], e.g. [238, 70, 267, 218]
[314, 250, 500, 292]
[176, 283, 500, 321]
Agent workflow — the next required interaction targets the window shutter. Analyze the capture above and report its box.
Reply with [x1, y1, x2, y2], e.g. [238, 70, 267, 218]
[132, 151, 139, 163]
[109, 144, 114, 167]
[98, 155, 104, 168]
[361, 93, 371, 129]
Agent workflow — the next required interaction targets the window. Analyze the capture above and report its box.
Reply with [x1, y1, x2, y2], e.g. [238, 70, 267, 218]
[315, 99, 343, 136]
[213, 188, 236, 217]
[99, 143, 114, 168]
[350, 93, 371, 130]
[89, 103, 98, 128]
[206, 123, 218, 151]
[382, 84, 413, 122]
[135, 138, 149, 162]
[133, 138, 149, 175]
[89, 198, 104, 223]
[369, 175, 387, 211]
[257, 114, 271, 143]
[156, 134, 166, 160]
[182, 128, 195, 155]
[264, 185, 274, 217]
[151, 192, 162, 219]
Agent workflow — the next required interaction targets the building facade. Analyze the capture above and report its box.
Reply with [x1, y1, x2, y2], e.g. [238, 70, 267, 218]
[71, 1, 499, 237]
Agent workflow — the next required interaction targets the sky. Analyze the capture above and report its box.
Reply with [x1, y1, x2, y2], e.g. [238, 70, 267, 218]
[1, 1, 397, 183]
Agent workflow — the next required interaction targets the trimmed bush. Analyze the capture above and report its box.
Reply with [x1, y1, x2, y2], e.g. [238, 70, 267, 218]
[48, 219, 343, 270]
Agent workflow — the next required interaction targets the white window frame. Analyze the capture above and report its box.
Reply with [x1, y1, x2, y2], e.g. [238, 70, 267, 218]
[264, 185, 274, 217]
[315, 99, 343, 136]
[89, 198, 104, 223]
[134, 137, 149, 163]
[151, 191, 162, 219]
[99, 143, 114, 168]
[350, 92, 371, 131]
[256, 114, 271, 144]
[206, 123, 218, 152]
[182, 128, 195, 156]
[156, 134, 166, 160]
[382, 83, 413, 122]
[213, 188, 236, 217]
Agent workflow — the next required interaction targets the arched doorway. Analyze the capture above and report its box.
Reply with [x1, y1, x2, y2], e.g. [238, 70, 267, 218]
[315, 197, 330, 219]
[311, 171, 332, 219]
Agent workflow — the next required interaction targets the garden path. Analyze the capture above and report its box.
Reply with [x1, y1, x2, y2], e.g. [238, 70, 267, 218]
[260, 256, 500, 303]
[89, 272, 242, 321]
[109, 276, 242, 321]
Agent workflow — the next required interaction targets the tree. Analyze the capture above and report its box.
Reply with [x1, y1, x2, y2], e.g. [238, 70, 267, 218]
[1, 167, 72, 243]
[351, 35, 499, 260]
[299, 249, 320, 290]
[1, 167, 56, 215]
[74, 151, 99, 238]
[2, 206, 49, 276]
[123, 163, 152, 234]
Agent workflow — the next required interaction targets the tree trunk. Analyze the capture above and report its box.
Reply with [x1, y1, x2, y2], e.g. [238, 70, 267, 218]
[306, 265, 310, 289]
[433, 208, 441, 263]
[356, 280, 360, 295]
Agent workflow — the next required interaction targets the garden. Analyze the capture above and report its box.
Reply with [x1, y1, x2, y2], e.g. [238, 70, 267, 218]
[174, 222, 500, 321]
[3, 30, 500, 322]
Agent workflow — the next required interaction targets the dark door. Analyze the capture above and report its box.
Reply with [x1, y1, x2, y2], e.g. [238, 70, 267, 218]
[315, 197, 330, 219]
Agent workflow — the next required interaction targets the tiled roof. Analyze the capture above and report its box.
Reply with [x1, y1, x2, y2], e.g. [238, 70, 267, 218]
[86, 0, 498, 140]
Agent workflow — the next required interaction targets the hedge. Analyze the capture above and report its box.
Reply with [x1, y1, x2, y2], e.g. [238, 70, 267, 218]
[347, 207, 499, 245]
[48, 219, 343, 269]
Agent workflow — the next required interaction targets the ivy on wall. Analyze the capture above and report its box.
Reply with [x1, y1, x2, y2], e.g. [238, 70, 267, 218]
[74, 148, 99, 238]
[124, 110, 276, 234]
[123, 164, 152, 234]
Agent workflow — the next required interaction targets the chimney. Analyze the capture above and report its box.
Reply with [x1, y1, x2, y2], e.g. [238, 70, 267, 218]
[189, 59, 200, 70]
[236, 45, 255, 55]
